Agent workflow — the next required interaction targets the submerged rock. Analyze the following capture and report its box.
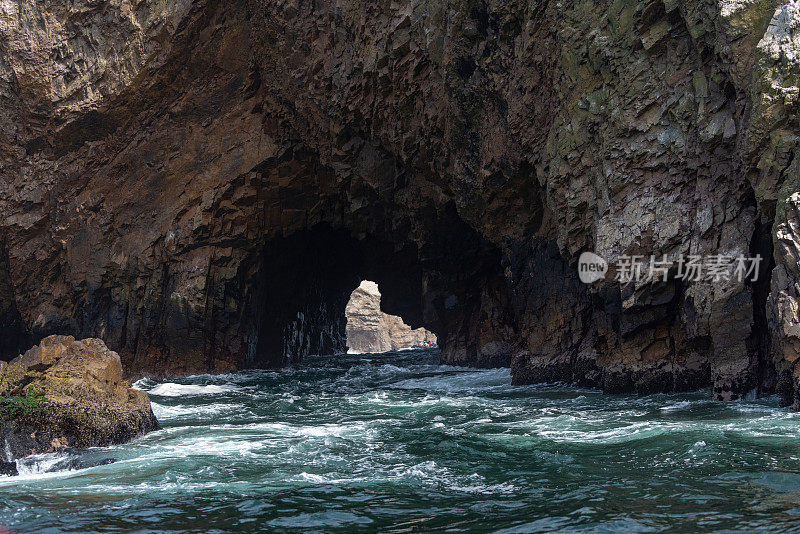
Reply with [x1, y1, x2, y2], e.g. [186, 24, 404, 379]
[13, 449, 116, 476]
[0, 335, 159, 463]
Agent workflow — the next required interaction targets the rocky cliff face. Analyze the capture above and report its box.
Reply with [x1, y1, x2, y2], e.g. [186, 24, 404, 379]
[2, 0, 800, 405]
[346, 281, 436, 354]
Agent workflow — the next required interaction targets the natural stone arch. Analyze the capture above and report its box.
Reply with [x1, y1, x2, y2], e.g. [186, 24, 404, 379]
[1, 0, 799, 407]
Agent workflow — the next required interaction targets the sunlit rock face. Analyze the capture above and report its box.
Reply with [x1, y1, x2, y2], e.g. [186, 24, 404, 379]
[0, 335, 159, 462]
[346, 281, 436, 354]
[2, 0, 800, 404]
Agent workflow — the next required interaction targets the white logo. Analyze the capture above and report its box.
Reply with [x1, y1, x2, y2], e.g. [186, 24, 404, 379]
[578, 252, 608, 284]
[613, 253, 762, 284]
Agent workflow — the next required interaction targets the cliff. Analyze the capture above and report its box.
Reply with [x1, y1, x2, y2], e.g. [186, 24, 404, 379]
[1, 0, 800, 405]
[346, 281, 436, 354]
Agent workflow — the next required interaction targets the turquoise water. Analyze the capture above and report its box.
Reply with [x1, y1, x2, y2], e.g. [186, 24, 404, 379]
[3, 349, 800, 533]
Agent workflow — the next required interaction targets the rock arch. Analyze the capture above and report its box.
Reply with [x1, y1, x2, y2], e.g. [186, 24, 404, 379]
[2, 0, 800, 406]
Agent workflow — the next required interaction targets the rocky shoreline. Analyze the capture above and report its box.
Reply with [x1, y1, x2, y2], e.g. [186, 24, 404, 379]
[0, 336, 159, 474]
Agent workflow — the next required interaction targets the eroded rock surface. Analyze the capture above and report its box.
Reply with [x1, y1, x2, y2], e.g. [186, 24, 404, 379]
[346, 281, 436, 355]
[1, 0, 800, 404]
[0, 335, 159, 462]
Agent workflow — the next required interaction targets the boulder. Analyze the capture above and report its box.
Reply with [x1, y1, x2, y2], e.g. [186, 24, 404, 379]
[0, 335, 159, 463]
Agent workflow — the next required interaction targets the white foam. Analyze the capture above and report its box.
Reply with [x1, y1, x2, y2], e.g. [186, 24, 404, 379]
[139, 436, 268, 459]
[147, 383, 237, 397]
[661, 400, 692, 412]
[150, 401, 239, 420]
[533, 420, 677, 444]
[391, 368, 512, 394]
[131, 378, 156, 391]
[296, 472, 332, 483]
[15, 453, 66, 476]
[688, 440, 707, 456]
[449, 480, 518, 494]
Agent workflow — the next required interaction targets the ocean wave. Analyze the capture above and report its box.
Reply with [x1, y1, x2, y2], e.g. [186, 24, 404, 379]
[661, 400, 693, 412]
[5, 354, 800, 534]
[15, 453, 71, 476]
[131, 378, 156, 390]
[390, 368, 512, 393]
[7, 450, 115, 480]
[533, 420, 681, 444]
[147, 383, 239, 397]
[150, 401, 240, 420]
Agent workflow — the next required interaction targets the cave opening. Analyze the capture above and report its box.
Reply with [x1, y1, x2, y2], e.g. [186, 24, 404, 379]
[240, 193, 519, 372]
[344, 280, 437, 354]
[250, 224, 429, 368]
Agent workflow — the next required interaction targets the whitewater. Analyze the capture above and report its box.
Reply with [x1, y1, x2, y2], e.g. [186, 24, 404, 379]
[2, 349, 800, 532]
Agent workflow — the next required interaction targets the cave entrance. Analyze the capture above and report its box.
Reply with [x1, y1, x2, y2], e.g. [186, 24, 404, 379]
[246, 203, 515, 371]
[251, 224, 429, 368]
[345, 280, 437, 354]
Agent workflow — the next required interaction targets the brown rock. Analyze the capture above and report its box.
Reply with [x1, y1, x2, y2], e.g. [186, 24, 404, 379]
[0, 335, 159, 461]
[0, 0, 798, 406]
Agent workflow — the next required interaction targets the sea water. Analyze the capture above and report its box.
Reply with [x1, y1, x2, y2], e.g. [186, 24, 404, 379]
[2, 349, 800, 532]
